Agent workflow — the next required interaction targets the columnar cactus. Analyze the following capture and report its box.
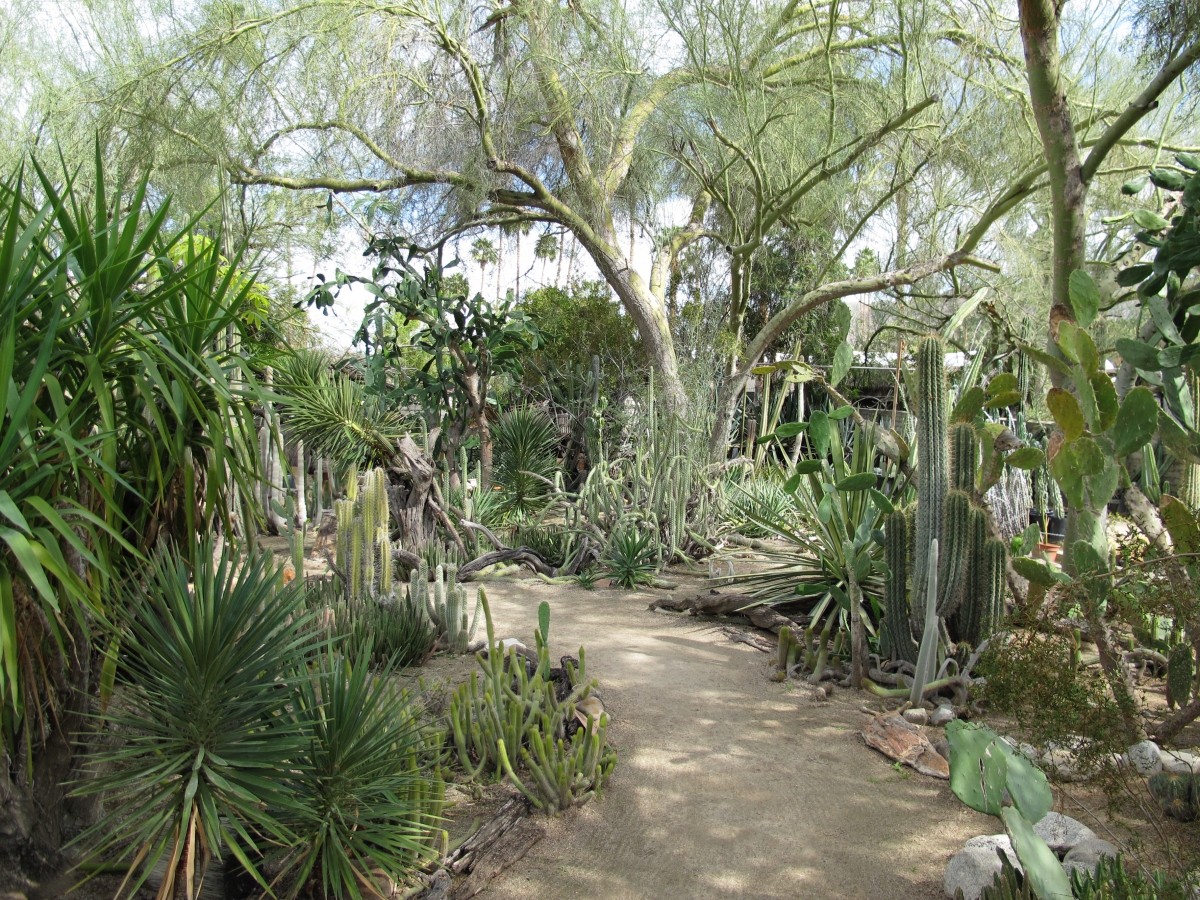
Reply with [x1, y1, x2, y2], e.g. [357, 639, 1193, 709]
[950, 423, 977, 493]
[884, 510, 916, 663]
[937, 489, 972, 617]
[953, 508, 990, 644]
[411, 563, 480, 654]
[334, 467, 397, 599]
[913, 336, 948, 631]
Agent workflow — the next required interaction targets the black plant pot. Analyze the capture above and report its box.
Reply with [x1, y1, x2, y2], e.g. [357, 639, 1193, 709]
[1045, 516, 1067, 543]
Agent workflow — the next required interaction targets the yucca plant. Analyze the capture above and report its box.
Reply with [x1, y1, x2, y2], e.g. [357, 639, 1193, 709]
[282, 647, 444, 900]
[0, 149, 270, 853]
[604, 526, 658, 588]
[492, 406, 560, 520]
[729, 472, 796, 538]
[276, 372, 409, 469]
[73, 541, 315, 900]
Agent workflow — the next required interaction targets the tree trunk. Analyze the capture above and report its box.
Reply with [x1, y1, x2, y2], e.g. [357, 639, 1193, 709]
[479, 417, 494, 493]
[1018, 0, 1087, 338]
[575, 229, 687, 415]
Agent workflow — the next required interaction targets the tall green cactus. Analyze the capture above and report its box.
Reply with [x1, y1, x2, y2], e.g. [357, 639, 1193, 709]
[950, 423, 977, 493]
[937, 489, 972, 616]
[333, 467, 397, 599]
[884, 510, 916, 663]
[913, 336, 948, 630]
[984, 538, 1007, 640]
[952, 508, 989, 644]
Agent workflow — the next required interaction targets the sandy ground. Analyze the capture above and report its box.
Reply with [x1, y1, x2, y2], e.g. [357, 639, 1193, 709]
[458, 574, 995, 900]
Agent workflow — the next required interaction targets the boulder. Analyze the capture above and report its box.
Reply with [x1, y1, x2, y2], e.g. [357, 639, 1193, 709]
[930, 704, 956, 726]
[1160, 749, 1198, 775]
[943, 835, 1023, 900]
[1032, 812, 1096, 856]
[1062, 838, 1119, 878]
[904, 707, 930, 726]
[1128, 740, 1163, 776]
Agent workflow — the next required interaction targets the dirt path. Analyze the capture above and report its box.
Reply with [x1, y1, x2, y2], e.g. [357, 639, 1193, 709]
[467, 575, 993, 900]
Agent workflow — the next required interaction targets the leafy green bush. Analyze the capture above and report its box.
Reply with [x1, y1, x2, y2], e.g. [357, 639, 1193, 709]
[509, 523, 578, 568]
[604, 527, 658, 588]
[493, 406, 561, 520]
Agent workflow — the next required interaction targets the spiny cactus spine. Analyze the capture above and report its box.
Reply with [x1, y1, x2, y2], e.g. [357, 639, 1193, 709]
[914, 336, 948, 631]
[884, 510, 916, 663]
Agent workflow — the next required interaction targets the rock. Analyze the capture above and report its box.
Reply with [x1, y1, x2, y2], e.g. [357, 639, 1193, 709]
[1042, 748, 1086, 781]
[943, 835, 1023, 900]
[933, 738, 950, 761]
[1160, 749, 1198, 774]
[1128, 740, 1163, 776]
[903, 707, 930, 726]
[930, 704, 956, 726]
[861, 712, 949, 779]
[1062, 838, 1119, 878]
[1033, 812, 1096, 856]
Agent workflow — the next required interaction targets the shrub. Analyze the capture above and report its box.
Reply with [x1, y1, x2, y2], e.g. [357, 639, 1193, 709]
[74, 542, 315, 900]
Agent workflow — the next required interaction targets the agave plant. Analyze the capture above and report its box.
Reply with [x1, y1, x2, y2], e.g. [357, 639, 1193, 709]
[604, 526, 658, 588]
[282, 647, 444, 900]
[727, 418, 903, 620]
[74, 541, 315, 900]
[492, 406, 560, 520]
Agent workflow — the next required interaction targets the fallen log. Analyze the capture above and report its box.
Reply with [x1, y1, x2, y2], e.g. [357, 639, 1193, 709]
[457, 547, 558, 580]
[444, 798, 527, 875]
[451, 818, 545, 899]
[648, 591, 805, 634]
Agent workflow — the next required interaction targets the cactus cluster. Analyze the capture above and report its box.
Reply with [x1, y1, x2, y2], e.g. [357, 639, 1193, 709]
[450, 589, 615, 812]
[334, 466, 394, 599]
[772, 614, 847, 683]
[406, 561, 481, 654]
[885, 336, 1010, 659]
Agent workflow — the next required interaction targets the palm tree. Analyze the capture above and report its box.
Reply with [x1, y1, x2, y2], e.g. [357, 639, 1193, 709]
[535, 232, 558, 286]
[470, 237, 498, 297]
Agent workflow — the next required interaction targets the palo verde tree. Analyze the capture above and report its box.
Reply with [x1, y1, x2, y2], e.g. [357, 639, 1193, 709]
[65, 0, 1001, 415]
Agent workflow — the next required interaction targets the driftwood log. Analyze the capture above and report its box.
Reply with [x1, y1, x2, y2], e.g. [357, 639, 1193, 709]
[457, 548, 558, 580]
[408, 797, 545, 900]
[648, 591, 806, 634]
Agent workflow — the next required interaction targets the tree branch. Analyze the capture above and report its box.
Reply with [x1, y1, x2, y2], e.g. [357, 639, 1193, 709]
[1081, 37, 1200, 184]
